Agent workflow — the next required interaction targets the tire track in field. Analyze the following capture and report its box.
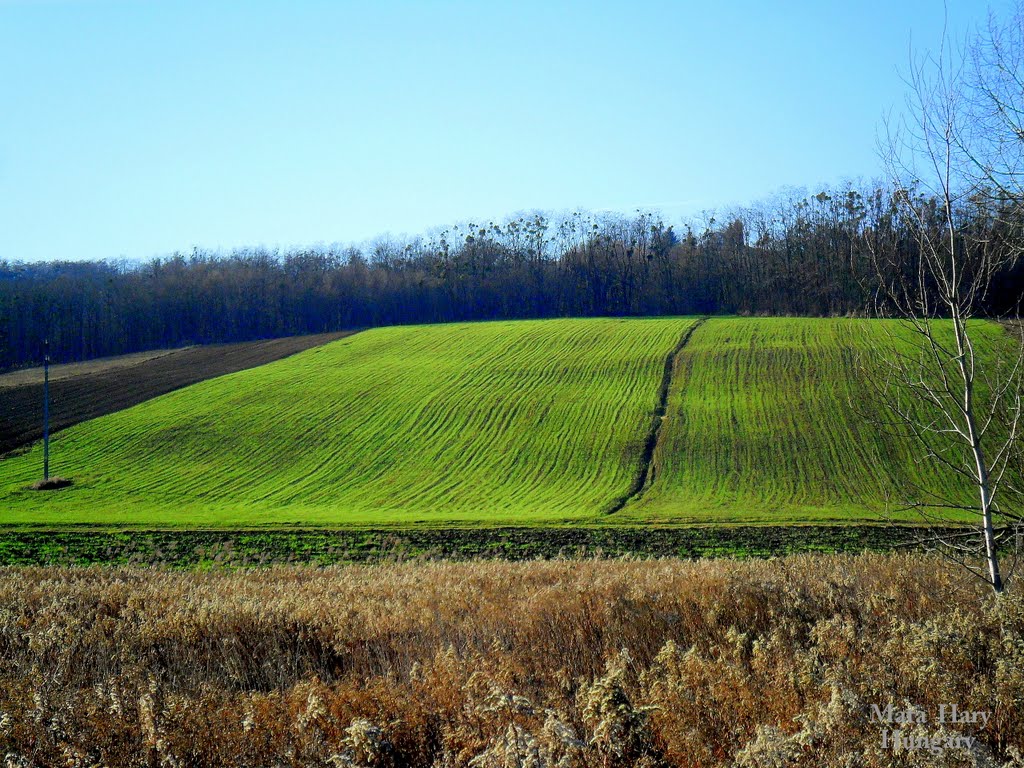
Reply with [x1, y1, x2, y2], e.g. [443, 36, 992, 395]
[604, 317, 707, 515]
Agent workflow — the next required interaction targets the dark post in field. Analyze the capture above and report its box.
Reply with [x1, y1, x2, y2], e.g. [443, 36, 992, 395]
[43, 339, 50, 482]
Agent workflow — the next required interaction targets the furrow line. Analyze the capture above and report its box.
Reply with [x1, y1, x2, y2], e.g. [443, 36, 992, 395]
[603, 317, 707, 515]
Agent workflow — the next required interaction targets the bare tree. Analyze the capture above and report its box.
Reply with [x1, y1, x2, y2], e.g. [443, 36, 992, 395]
[964, 5, 1024, 209]
[867, 9, 1024, 593]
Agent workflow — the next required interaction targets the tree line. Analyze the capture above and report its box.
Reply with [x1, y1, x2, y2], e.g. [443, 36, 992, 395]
[2, 182, 1022, 371]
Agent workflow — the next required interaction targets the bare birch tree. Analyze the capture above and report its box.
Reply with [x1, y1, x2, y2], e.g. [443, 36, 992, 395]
[867, 9, 1024, 593]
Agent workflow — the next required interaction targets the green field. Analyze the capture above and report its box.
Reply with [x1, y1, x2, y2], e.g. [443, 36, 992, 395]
[0, 317, 1013, 528]
[0, 318, 693, 526]
[612, 318, 999, 524]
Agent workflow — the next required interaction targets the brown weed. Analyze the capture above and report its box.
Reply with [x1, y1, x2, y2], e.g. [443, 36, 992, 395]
[0, 554, 1020, 767]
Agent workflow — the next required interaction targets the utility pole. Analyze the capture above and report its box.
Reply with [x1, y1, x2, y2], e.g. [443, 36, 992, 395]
[43, 339, 49, 482]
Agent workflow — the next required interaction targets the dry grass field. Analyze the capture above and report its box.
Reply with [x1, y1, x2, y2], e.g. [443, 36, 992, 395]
[3, 555, 1023, 767]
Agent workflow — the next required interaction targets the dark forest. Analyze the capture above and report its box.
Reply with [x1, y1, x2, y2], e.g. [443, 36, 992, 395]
[2, 182, 1021, 371]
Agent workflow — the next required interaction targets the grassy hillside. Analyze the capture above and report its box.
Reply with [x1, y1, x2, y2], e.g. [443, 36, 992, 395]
[0, 318, 693, 526]
[612, 317, 1008, 524]
[0, 316, 1014, 529]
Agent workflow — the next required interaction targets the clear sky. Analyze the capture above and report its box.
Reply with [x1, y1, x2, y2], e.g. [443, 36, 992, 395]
[0, 0, 1013, 263]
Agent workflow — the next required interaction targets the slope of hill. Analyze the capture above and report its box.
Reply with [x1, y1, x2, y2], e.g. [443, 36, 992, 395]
[0, 318, 694, 526]
[0, 332, 354, 456]
[612, 317, 1008, 524]
[0, 317, 1013, 529]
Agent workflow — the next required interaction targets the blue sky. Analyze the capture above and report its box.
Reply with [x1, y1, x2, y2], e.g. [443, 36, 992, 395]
[0, 0, 1012, 263]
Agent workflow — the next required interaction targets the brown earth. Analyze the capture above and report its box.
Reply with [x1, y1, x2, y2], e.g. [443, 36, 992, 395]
[0, 331, 356, 456]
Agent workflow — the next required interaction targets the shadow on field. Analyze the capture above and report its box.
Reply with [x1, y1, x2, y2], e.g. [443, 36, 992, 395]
[0, 524, 966, 567]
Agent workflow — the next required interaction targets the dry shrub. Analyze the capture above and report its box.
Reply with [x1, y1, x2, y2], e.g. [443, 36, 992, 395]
[0, 554, 1021, 766]
[28, 477, 72, 491]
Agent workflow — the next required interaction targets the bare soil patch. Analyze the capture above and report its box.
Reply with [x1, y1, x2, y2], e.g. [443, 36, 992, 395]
[0, 331, 355, 456]
[29, 477, 73, 491]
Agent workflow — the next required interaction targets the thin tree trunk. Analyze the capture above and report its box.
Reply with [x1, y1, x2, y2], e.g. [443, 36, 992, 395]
[955, 310, 1005, 593]
[968, 422, 1004, 592]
